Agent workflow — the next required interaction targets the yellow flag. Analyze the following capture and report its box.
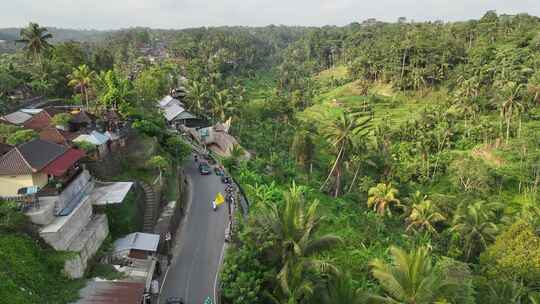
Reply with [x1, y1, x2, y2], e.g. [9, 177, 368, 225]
[215, 192, 225, 205]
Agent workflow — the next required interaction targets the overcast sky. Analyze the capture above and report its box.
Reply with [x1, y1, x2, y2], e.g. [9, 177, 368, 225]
[1, 0, 539, 30]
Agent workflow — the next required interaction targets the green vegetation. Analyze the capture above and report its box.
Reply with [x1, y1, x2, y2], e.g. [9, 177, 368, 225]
[1, 9, 540, 304]
[104, 191, 141, 239]
[51, 112, 72, 127]
[215, 11, 540, 304]
[0, 202, 84, 304]
[6, 129, 38, 145]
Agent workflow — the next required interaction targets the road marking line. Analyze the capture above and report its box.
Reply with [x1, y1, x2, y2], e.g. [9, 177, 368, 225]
[159, 265, 171, 295]
[214, 241, 226, 303]
[157, 174, 194, 303]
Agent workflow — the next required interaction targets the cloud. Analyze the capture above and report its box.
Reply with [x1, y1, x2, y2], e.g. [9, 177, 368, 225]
[1, 0, 539, 29]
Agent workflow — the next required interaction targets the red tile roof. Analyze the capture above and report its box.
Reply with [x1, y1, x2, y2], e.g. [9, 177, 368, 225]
[39, 127, 79, 145]
[23, 108, 63, 131]
[42, 148, 85, 177]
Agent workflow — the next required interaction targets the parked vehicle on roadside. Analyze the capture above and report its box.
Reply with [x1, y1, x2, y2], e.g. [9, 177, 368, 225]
[199, 162, 211, 175]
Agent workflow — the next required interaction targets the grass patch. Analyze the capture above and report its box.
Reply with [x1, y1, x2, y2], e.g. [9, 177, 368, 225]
[315, 65, 349, 81]
[0, 234, 85, 304]
[103, 191, 142, 239]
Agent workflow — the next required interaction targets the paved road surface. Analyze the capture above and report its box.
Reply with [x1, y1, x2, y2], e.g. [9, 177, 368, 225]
[159, 156, 228, 304]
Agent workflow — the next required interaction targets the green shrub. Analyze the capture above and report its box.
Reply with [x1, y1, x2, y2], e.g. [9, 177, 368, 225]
[0, 234, 85, 304]
[6, 129, 38, 145]
[480, 219, 540, 284]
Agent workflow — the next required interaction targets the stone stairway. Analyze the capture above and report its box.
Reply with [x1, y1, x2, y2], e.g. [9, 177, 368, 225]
[141, 182, 158, 233]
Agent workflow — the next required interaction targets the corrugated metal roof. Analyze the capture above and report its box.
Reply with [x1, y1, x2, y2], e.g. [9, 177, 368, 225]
[75, 281, 145, 304]
[175, 111, 197, 120]
[158, 95, 174, 107]
[1, 111, 32, 125]
[73, 131, 110, 146]
[114, 232, 160, 253]
[163, 103, 185, 122]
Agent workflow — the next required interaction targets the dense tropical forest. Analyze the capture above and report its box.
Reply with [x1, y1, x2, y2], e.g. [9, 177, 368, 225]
[1, 9, 540, 304]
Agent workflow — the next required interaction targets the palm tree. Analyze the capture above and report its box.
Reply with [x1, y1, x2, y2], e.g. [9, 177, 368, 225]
[324, 270, 365, 304]
[68, 64, 96, 110]
[369, 246, 448, 304]
[498, 82, 525, 144]
[406, 191, 445, 234]
[451, 201, 499, 261]
[17, 22, 53, 65]
[321, 111, 371, 197]
[367, 183, 401, 216]
[258, 183, 342, 284]
[211, 90, 233, 121]
[224, 143, 245, 170]
[266, 260, 320, 304]
[185, 80, 207, 114]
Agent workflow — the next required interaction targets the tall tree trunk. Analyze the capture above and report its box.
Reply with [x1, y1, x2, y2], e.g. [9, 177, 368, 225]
[334, 165, 341, 197]
[400, 48, 408, 88]
[84, 86, 89, 110]
[320, 144, 344, 191]
[347, 163, 361, 194]
[506, 117, 511, 145]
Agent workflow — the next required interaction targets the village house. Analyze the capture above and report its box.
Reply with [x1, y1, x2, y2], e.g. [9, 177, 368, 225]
[0, 110, 33, 125]
[157, 95, 198, 127]
[184, 118, 249, 158]
[0, 142, 12, 156]
[23, 107, 64, 131]
[0, 139, 85, 196]
[113, 232, 160, 260]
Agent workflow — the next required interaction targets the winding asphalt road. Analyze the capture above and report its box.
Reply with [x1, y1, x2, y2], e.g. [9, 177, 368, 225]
[159, 155, 228, 304]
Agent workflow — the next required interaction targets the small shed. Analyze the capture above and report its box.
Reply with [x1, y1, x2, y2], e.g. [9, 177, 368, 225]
[1, 111, 32, 125]
[73, 131, 110, 157]
[114, 232, 160, 259]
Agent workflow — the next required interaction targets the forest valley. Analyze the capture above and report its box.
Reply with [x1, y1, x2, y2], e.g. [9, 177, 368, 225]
[1, 10, 540, 304]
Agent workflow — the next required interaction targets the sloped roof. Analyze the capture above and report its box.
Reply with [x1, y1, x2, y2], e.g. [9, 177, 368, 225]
[70, 110, 96, 124]
[23, 108, 62, 131]
[42, 148, 86, 177]
[0, 139, 66, 175]
[1, 111, 32, 125]
[74, 281, 145, 304]
[114, 232, 160, 253]
[73, 131, 110, 146]
[20, 108, 43, 115]
[0, 143, 13, 156]
[175, 111, 197, 120]
[90, 182, 133, 205]
[158, 95, 175, 107]
[162, 102, 185, 122]
[39, 127, 78, 145]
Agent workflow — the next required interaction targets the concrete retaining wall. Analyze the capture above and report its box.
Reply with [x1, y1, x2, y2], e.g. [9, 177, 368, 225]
[40, 196, 93, 250]
[64, 214, 109, 279]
